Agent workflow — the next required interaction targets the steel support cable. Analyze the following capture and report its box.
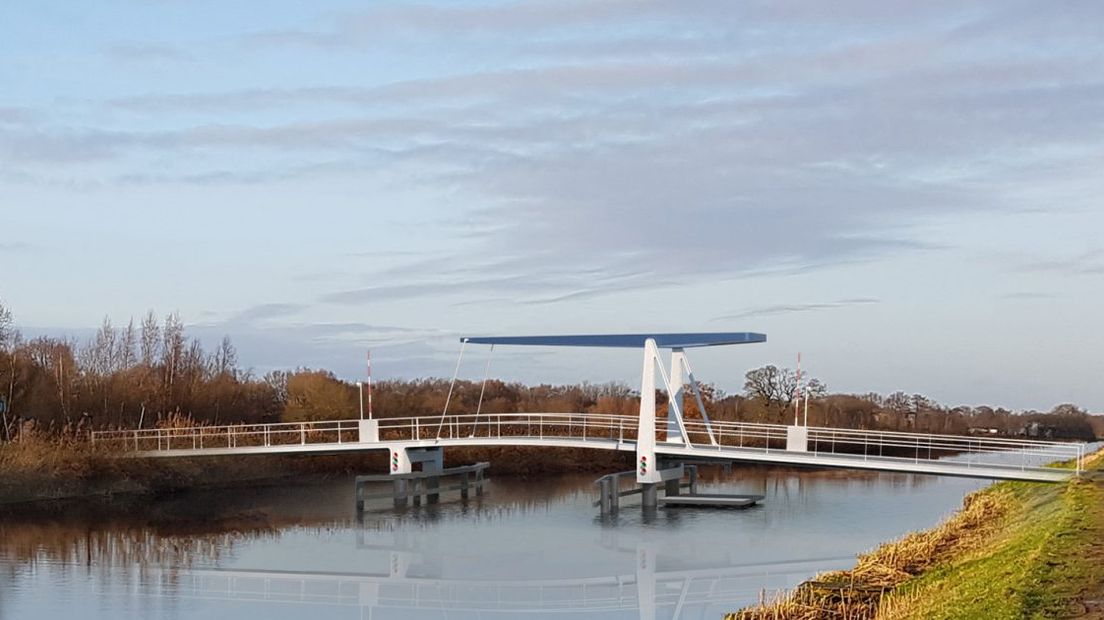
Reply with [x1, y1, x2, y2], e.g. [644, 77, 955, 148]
[436, 339, 468, 441]
[471, 344, 495, 437]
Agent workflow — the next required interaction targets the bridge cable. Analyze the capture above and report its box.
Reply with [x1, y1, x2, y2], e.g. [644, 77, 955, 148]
[436, 339, 468, 441]
[471, 344, 495, 437]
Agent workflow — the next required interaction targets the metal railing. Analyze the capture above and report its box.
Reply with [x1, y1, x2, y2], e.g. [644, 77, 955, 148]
[90, 419, 362, 452]
[90, 413, 1084, 476]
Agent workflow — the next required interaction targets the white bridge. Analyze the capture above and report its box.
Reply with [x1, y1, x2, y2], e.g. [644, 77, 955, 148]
[91, 333, 1084, 483]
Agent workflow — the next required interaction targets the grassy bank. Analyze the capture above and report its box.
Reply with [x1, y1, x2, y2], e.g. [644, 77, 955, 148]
[728, 448, 1104, 620]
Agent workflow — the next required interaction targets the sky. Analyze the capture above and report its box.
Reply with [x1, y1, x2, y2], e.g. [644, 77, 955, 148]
[2, 1, 1102, 411]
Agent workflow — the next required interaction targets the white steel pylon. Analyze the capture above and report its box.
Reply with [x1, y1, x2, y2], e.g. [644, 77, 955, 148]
[637, 339, 661, 483]
[637, 339, 695, 483]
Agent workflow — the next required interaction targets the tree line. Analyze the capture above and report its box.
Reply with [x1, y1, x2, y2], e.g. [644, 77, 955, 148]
[0, 300, 1099, 441]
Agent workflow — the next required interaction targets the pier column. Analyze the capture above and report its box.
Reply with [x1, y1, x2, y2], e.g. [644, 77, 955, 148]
[597, 473, 621, 516]
[664, 477, 680, 497]
[641, 483, 658, 509]
[599, 477, 612, 515]
[421, 448, 443, 503]
[393, 479, 409, 508]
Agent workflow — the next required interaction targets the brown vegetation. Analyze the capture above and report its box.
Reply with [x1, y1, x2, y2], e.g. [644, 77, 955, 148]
[728, 488, 1015, 620]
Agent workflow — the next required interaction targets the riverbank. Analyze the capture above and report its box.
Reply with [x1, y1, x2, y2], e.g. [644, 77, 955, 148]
[0, 437, 632, 507]
[727, 447, 1104, 620]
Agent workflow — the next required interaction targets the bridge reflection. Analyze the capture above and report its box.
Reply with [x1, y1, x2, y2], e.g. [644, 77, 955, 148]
[149, 549, 847, 618]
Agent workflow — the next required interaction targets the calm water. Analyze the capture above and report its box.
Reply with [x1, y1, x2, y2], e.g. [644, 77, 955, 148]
[0, 467, 991, 620]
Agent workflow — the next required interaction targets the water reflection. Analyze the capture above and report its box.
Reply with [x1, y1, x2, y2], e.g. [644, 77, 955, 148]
[0, 466, 985, 620]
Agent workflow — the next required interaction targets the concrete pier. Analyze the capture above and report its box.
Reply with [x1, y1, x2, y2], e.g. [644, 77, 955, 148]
[595, 465, 699, 515]
[356, 462, 489, 512]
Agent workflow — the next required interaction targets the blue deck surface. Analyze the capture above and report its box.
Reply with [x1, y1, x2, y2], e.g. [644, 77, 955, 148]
[461, 332, 766, 349]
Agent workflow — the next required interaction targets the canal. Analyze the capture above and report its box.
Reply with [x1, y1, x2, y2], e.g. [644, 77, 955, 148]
[0, 466, 994, 619]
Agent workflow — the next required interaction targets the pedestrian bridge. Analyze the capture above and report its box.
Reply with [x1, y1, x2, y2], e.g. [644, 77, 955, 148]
[90, 411, 1082, 482]
[90, 333, 1084, 483]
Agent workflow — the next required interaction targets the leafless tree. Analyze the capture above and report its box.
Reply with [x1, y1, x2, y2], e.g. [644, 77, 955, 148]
[0, 298, 15, 440]
[140, 310, 160, 367]
[213, 335, 237, 377]
[161, 312, 185, 395]
[118, 319, 137, 370]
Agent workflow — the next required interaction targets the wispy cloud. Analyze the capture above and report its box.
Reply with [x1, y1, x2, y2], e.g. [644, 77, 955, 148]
[1000, 291, 1056, 300]
[102, 42, 193, 63]
[712, 298, 881, 321]
[0, 242, 35, 252]
[224, 303, 308, 323]
[1016, 250, 1104, 277]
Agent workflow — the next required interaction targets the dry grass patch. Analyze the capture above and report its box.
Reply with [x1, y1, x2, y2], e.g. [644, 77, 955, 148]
[727, 488, 1014, 620]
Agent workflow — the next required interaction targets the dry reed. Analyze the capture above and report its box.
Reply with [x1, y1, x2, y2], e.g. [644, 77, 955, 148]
[726, 488, 1012, 620]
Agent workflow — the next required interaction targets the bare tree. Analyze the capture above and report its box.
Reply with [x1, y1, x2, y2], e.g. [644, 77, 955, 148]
[0, 298, 15, 440]
[264, 370, 290, 407]
[744, 365, 826, 413]
[140, 310, 160, 367]
[744, 365, 797, 409]
[213, 335, 237, 377]
[118, 319, 137, 370]
[161, 312, 185, 397]
[0, 300, 13, 350]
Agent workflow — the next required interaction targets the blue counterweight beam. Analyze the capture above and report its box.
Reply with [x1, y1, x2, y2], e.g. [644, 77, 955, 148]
[461, 332, 766, 349]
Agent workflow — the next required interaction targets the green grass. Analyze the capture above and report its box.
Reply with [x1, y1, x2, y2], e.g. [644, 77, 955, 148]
[878, 455, 1104, 619]
[728, 449, 1104, 620]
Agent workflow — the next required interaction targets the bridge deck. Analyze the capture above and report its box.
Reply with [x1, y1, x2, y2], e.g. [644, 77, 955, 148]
[91, 413, 1083, 483]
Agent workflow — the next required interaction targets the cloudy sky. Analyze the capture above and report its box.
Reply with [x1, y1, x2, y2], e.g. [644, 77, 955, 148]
[2, 1, 1102, 411]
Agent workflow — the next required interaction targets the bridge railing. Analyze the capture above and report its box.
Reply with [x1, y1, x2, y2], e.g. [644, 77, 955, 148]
[90, 413, 642, 452]
[90, 413, 1083, 475]
[377, 413, 640, 443]
[91, 419, 363, 452]
[674, 418, 1082, 474]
